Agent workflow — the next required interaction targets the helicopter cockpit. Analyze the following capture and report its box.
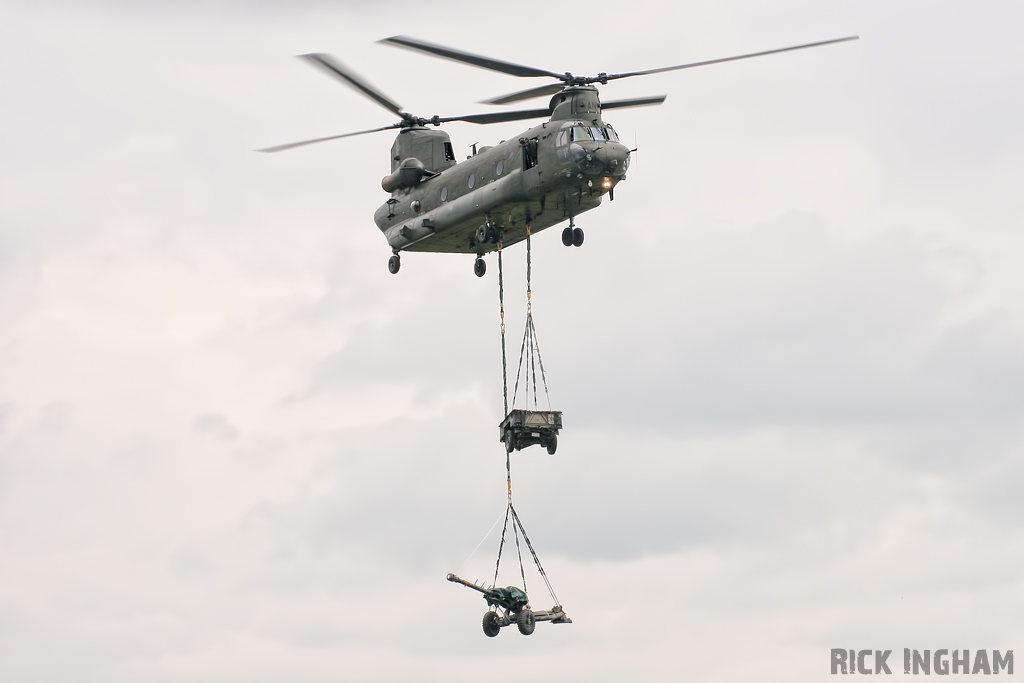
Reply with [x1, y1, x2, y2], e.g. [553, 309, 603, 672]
[554, 121, 628, 176]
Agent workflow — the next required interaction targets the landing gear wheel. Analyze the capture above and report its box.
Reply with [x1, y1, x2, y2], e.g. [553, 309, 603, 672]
[561, 226, 573, 247]
[516, 609, 536, 636]
[504, 430, 516, 454]
[388, 254, 401, 274]
[482, 611, 501, 637]
[546, 434, 558, 455]
[489, 225, 501, 243]
[476, 225, 489, 244]
[474, 258, 487, 278]
[572, 227, 585, 247]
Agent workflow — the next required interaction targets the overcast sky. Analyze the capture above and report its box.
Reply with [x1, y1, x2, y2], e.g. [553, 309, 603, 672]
[2, 0, 1023, 680]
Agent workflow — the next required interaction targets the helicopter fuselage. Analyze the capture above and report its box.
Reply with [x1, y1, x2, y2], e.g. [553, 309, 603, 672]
[374, 87, 631, 256]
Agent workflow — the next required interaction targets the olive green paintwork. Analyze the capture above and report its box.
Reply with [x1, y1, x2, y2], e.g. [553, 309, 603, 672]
[373, 86, 631, 256]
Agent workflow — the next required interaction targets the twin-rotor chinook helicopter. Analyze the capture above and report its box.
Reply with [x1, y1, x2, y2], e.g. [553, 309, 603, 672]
[261, 35, 858, 277]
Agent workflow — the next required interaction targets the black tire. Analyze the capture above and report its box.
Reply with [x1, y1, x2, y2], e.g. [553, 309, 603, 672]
[476, 225, 490, 244]
[516, 609, 536, 636]
[504, 430, 516, 454]
[489, 225, 501, 244]
[474, 258, 487, 277]
[561, 226, 573, 247]
[388, 254, 401, 274]
[572, 227, 585, 247]
[482, 611, 501, 637]
[546, 433, 558, 455]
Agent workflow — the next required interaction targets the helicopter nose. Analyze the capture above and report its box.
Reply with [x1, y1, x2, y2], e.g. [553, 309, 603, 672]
[595, 142, 630, 177]
[572, 141, 631, 177]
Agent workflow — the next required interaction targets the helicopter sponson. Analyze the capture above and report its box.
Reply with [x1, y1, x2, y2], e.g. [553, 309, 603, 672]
[381, 157, 436, 193]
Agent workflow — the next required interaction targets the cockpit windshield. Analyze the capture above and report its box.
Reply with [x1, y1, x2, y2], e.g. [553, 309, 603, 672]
[570, 126, 593, 142]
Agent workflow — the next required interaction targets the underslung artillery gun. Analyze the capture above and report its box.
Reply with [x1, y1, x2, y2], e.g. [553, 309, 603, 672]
[447, 573, 571, 637]
[499, 409, 562, 455]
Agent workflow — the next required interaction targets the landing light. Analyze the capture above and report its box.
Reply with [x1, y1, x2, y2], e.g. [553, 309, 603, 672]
[602, 178, 612, 189]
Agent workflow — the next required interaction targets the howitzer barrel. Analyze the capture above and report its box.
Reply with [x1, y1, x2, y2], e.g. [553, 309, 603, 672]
[446, 573, 496, 597]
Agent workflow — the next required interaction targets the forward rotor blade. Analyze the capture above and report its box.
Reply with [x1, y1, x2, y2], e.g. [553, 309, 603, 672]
[381, 35, 563, 80]
[439, 108, 553, 125]
[257, 124, 399, 153]
[600, 95, 667, 110]
[605, 36, 859, 81]
[300, 53, 404, 117]
[481, 83, 568, 105]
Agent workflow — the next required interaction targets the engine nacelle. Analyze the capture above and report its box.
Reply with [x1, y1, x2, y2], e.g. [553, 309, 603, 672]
[382, 157, 428, 193]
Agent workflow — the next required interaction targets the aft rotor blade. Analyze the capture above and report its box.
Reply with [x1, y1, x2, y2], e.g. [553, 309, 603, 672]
[380, 35, 563, 80]
[600, 95, 667, 110]
[439, 108, 552, 125]
[605, 36, 859, 81]
[257, 124, 399, 153]
[481, 83, 568, 105]
[300, 53, 404, 117]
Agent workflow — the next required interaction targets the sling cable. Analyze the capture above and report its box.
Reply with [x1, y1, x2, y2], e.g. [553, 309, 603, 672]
[446, 225, 572, 637]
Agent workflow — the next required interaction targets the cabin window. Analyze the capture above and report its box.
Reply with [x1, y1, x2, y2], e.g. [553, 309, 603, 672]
[468, 173, 476, 189]
[443, 142, 455, 162]
[605, 126, 619, 142]
[411, 200, 422, 213]
[556, 130, 568, 147]
[440, 187, 448, 201]
[495, 160, 504, 176]
[590, 127, 607, 141]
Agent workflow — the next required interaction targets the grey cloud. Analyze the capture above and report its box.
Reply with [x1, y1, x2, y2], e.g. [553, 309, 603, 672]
[194, 412, 240, 440]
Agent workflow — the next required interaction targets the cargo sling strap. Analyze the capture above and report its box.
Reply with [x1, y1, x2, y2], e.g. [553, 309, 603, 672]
[492, 226, 560, 609]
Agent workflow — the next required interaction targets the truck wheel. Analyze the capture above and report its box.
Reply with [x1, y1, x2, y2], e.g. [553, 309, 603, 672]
[546, 434, 557, 455]
[482, 611, 501, 637]
[516, 609, 536, 636]
[504, 430, 516, 453]
[474, 258, 487, 278]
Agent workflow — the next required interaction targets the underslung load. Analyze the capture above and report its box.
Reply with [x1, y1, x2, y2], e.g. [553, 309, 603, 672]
[497, 227, 562, 454]
[448, 230, 570, 637]
[500, 408, 562, 455]
[447, 574, 571, 636]
[447, 501, 571, 637]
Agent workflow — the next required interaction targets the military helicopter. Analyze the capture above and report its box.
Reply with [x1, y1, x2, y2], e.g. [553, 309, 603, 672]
[261, 35, 858, 276]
